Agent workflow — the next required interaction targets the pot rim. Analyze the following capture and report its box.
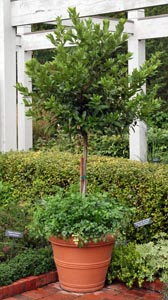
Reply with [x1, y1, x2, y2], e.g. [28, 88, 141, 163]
[49, 235, 116, 248]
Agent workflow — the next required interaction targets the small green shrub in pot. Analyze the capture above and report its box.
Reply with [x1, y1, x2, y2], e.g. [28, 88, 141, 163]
[29, 185, 133, 246]
[28, 184, 134, 292]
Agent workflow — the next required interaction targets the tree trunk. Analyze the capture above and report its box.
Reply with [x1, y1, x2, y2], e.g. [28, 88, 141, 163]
[80, 132, 88, 197]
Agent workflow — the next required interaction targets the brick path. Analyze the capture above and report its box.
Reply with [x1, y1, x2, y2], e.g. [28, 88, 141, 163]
[4, 281, 162, 300]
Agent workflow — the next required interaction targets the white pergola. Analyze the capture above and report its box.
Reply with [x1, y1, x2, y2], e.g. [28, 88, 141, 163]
[0, 1, 168, 158]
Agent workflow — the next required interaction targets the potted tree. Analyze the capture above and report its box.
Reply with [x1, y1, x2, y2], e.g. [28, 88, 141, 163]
[17, 7, 161, 292]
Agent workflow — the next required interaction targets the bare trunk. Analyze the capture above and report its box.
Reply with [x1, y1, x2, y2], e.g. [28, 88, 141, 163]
[80, 132, 88, 197]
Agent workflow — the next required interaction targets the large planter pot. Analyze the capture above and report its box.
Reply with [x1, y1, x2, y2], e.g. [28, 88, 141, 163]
[49, 236, 115, 293]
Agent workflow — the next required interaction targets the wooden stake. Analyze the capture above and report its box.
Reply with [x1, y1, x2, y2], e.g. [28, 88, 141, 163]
[80, 157, 84, 194]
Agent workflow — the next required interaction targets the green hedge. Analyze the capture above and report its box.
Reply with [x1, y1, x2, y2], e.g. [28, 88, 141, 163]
[0, 150, 167, 242]
[0, 246, 55, 286]
[87, 156, 168, 242]
[0, 151, 79, 202]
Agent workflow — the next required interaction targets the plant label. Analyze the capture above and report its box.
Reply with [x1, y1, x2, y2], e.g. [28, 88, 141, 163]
[133, 218, 152, 228]
[5, 230, 23, 238]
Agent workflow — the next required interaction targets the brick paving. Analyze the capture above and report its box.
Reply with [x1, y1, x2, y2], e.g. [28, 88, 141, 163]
[4, 281, 162, 300]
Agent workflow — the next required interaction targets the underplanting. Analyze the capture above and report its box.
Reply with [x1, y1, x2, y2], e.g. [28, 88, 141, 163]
[107, 233, 168, 288]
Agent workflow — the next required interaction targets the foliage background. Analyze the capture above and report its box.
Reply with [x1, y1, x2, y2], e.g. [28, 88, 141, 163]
[0, 151, 167, 243]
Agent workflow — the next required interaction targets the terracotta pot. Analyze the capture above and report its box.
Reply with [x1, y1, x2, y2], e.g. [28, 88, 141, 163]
[49, 236, 115, 293]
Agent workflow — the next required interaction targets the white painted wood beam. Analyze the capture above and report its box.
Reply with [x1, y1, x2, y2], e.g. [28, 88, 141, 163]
[17, 26, 33, 151]
[62, 17, 134, 35]
[11, 0, 168, 26]
[0, 0, 17, 152]
[129, 120, 147, 162]
[136, 14, 168, 40]
[128, 10, 146, 83]
[17, 19, 134, 51]
[128, 10, 147, 163]
[48, 17, 134, 35]
[18, 30, 55, 51]
[17, 12, 168, 52]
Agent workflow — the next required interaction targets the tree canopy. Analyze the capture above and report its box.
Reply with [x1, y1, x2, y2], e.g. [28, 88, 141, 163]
[16, 7, 161, 194]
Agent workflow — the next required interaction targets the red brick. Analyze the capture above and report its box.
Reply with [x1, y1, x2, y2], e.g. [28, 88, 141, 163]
[125, 288, 147, 297]
[143, 279, 163, 292]
[106, 283, 126, 290]
[0, 273, 58, 300]
[35, 274, 48, 288]
[0, 278, 33, 300]
[94, 290, 120, 297]
[144, 292, 162, 300]
[105, 283, 129, 293]
[110, 295, 139, 300]
[0, 287, 6, 300]
[49, 282, 61, 289]
[1, 298, 17, 300]
[39, 286, 59, 295]
[34, 272, 57, 288]
[75, 295, 99, 300]
[46, 271, 58, 284]
[94, 291, 121, 299]
[41, 293, 78, 300]
[12, 280, 26, 295]
[0, 284, 16, 299]
[94, 290, 121, 300]
[22, 289, 53, 299]
[24, 277, 37, 291]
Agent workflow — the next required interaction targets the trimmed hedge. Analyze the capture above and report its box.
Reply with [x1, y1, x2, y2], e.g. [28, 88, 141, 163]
[0, 151, 79, 202]
[0, 246, 55, 286]
[0, 150, 167, 242]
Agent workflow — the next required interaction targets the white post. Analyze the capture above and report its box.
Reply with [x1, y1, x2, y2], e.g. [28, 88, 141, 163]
[128, 10, 146, 78]
[17, 26, 33, 151]
[128, 10, 147, 162]
[0, 0, 17, 152]
[129, 120, 147, 162]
